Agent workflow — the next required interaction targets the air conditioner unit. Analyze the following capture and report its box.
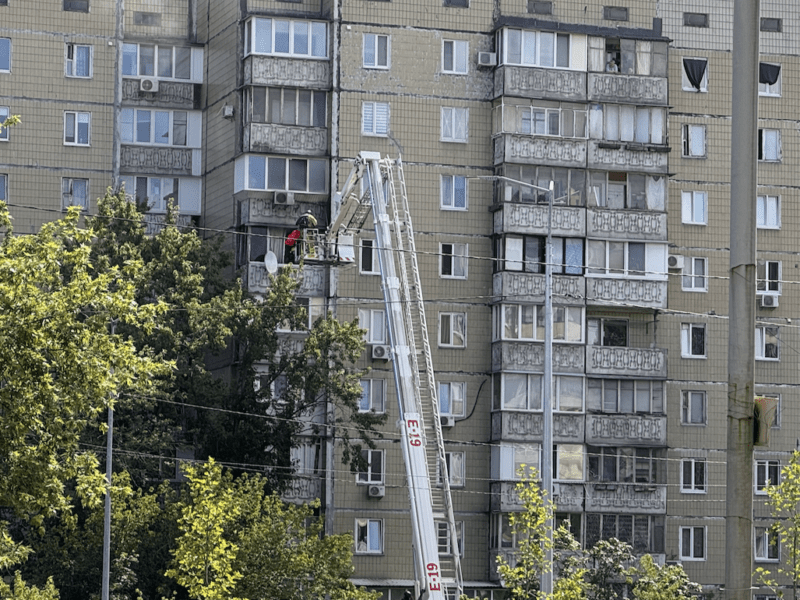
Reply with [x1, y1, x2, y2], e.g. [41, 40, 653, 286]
[478, 51, 497, 67]
[368, 485, 385, 498]
[667, 254, 684, 270]
[274, 192, 295, 206]
[760, 294, 779, 308]
[440, 415, 456, 428]
[139, 77, 159, 92]
[371, 344, 391, 360]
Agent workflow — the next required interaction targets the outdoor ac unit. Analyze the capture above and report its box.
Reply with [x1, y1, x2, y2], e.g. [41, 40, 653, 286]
[139, 77, 159, 92]
[478, 51, 497, 67]
[440, 415, 456, 428]
[274, 192, 295, 206]
[371, 344, 391, 360]
[760, 294, 779, 308]
[667, 254, 684, 270]
[368, 485, 385, 498]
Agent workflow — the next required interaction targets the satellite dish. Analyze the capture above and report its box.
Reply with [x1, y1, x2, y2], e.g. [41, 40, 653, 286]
[264, 251, 278, 274]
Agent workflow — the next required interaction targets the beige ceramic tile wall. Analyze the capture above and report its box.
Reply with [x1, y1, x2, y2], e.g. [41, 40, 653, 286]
[125, 0, 191, 40]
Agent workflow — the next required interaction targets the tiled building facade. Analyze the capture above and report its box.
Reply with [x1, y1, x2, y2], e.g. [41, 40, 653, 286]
[1, 0, 798, 598]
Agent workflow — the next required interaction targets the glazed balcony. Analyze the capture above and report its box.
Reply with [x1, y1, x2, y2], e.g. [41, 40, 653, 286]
[493, 134, 586, 168]
[585, 345, 667, 379]
[122, 78, 200, 109]
[490, 411, 584, 443]
[587, 140, 669, 175]
[494, 66, 587, 102]
[493, 203, 585, 237]
[587, 73, 668, 106]
[120, 145, 201, 177]
[247, 262, 326, 296]
[492, 341, 584, 374]
[586, 277, 667, 309]
[584, 483, 667, 514]
[492, 271, 585, 304]
[491, 481, 585, 513]
[282, 474, 322, 504]
[244, 55, 331, 89]
[243, 123, 328, 156]
[586, 208, 667, 242]
[585, 413, 667, 447]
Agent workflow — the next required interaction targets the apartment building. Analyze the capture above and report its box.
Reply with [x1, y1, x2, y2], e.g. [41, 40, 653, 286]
[0, 0, 797, 598]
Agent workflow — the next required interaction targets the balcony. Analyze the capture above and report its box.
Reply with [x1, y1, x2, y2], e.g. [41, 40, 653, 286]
[247, 262, 326, 296]
[585, 345, 667, 378]
[587, 73, 668, 106]
[244, 55, 331, 89]
[493, 203, 585, 237]
[239, 197, 326, 227]
[492, 341, 584, 374]
[586, 208, 667, 242]
[492, 271, 585, 304]
[584, 483, 666, 514]
[120, 146, 201, 177]
[587, 140, 669, 175]
[243, 123, 328, 156]
[490, 481, 585, 513]
[585, 413, 667, 446]
[491, 411, 584, 443]
[494, 134, 586, 168]
[122, 78, 200, 109]
[494, 66, 587, 102]
[282, 474, 322, 504]
[143, 213, 194, 236]
[586, 277, 667, 309]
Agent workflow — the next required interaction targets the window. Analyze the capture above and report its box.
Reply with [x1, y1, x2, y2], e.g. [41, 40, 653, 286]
[590, 105, 666, 145]
[65, 43, 91, 78]
[586, 241, 648, 277]
[500, 235, 583, 275]
[587, 379, 664, 414]
[440, 312, 466, 347]
[755, 326, 780, 361]
[759, 63, 782, 96]
[437, 521, 464, 556]
[758, 129, 781, 161]
[359, 308, 386, 344]
[441, 107, 468, 142]
[357, 449, 384, 484]
[587, 36, 665, 76]
[682, 58, 708, 92]
[680, 323, 706, 358]
[494, 373, 584, 412]
[119, 176, 202, 216]
[682, 257, 707, 291]
[683, 13, 709, 27]
[587, 318, 627, 347]
[587, 171, 651, 210]
[502, 103, 588, 139]
[133, 11, 161, 26]
[441, 175, 467, 210]
[585, 514, 665, 554]
[554, 444, 584, 480]
[240, 155, 327, 193]
[120, 109, 198, 147]
[62, 178, 89, 210]
[360, 239, 379, 274]
[761, 18, 783, 33]
[364, 33, 389, 69]
[495, 305, 583, 343]
[603, 6, 629, 21]
[504, 164, 593, 207]
[362, 102, 389, 136]
[682, 124, 706, 157]
[681, 459, 706, 493]
[64, 111, 90, 145]
[682, 391, 706, 425]
[0, 174, 6, 202]
[441, 243, 468, 279]
[681, 191, 707, 225]
[444, 0, 469, 6]
[355, 519, 383, 554]
[501, 29, 571, 68]
[443, 40, 468, 74]
[439, 382, 465, 417]
[757, 261, 781, 294]
[757, 195, 780, 229]
[248, 88, 326, 127]
[588, 447, 662, 484]
[0, 106, 7, 141]
[440, 452, 465, 487]
[244, 18, 328, 58]
[64, 0, 89, 11]
[529, 1, 553, 14]
[755, 526, 780, 561]
[756, 460, 780, 493]
[0, 38, 8, 73]
[359, 378, 385, 413]
[122, 43, 196, 80]
[679, 526, 706, 560]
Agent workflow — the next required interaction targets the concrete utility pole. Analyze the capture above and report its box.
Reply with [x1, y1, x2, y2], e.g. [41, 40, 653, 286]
[726, 2, 759, 600]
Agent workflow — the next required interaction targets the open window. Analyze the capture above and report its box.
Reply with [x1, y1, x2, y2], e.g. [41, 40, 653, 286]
[682, 58, 708, 92]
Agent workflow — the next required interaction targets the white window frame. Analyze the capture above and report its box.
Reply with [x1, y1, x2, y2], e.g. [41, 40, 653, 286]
[757, 260, 781, 295]
[359, 378, 386, 414]
[360, 239, 379, 275]
[682, 257, 708, 292]
[500, 29, 572, 69]
[439, 381, 466, 417]
[681, 57, 708, 92]
[65, 43, 92, 78]
[441, 107, 468, 143]
[247, 87, 327, 127]
[681, 391, 707, 425]
[120, 108, 197, 147]
[755, 526, 780, 561]
[244, 18, 328, 59]
[120, 175, 202, 214]
[681, 458, 707, 494]
[759, 63, 782, 97]
[62, 177, 89, 210]
[757, 195, 780, 229]
[241, 155, 328, 193]
[0, 38, 10, 73]
[357, 448, 385, 484]
[362, 101, 390, 137]
[755, 460, 780, 493]
[439, 312, 467, 348]
[440, 242, 468, 279]
[442, 40, 468, 74]
[0, 106, 8, 141]
[681, 191, 707, 225]
[586, 240, 649, 278]
[0, 173, 7, 202]
[63, 111, 91, 146]
[437, 521, 464, 556]
[440, 174, 467, 210]
[122, 43, 199, 81]
[363, 33, 390, 69]
[593, 105, 666, 145]
[554, 443, 584, 481]
[354, 518, 383, 554]
[682, 124, 706, 158]
[680, 323, 706, 359]
[759, 129, 781, 162]
[755, 326, 780, 361]
[679, 526, 706, 561]
[359, 308, 387, 344]
[440, 451, 466, 487]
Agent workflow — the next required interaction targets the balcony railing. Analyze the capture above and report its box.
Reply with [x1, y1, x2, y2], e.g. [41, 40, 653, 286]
[585, 345, 667, 378]
[244, 123, 328, 156]
[585, 483, 667, 514]
[239, 197, 325, 227]
[586, 208, 667, 241]
[586, 277, 667, 309]
[492, 341, 585, 374]
[492, 271, 586, 304]
[282, 474, 322, 504]
[122, 78, 200, 108]
[587, 73, 668, 106]
[244, 55, 331, 89]
[490, 411, 584, 442]
[120, 145, 200, 176]
[587, 139, 669, 174]
[247, 262, 326, 296]
[494, 203, 585, 237]
[143, 213, 194, 236]
[491, 481, 585, 513]
[494, 66, 587, 102]
[494, 134, 586, 168]
[585, 413, 667, 446]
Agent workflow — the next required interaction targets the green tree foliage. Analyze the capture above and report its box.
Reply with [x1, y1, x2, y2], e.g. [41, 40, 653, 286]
[629, 555, 701, 600]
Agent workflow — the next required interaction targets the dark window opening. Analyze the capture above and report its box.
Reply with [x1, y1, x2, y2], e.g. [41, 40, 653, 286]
[603, 6, 629, 21]
[528, 1, 553, 14]
[761, 18, 782, 32]
[683, 13, 709, 27]
[134, 12, 162, 26]
[64, 0, 89, 11]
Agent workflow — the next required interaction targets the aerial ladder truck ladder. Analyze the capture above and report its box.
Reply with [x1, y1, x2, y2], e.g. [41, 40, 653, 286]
[319, 151, 463, 600]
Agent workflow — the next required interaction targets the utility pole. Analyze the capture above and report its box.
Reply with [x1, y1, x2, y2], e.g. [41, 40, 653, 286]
[102, 321, 116, 600]
[726, 3, 759, 600]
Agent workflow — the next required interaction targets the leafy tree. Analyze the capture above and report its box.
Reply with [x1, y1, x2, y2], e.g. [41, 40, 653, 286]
[629, 554, 701, 600]
[586, 539, 633, 600]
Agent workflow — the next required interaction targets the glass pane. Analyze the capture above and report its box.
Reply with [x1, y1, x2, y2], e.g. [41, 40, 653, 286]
[248, 156, 266, 189]
[309, 160, 326, 193]
[556, 34, 570, 68]
[120, 108, 133, 142]
[136, 110, 151, 143]
[122, 43, 138, 75]
[274, 20, 290, 53]
[454, 176, 466, 208]
[364, 33, 376, 66]
[293, 21, 309, 55]
[503, 374, 527, 409]
[443, 41, 453, 71]
[628, 242, 646, 274]
[587, 240, 605, 273]
[377, 35, 388, 66]
[313, 92, 327, 127]
[175, 47, 191, 79]
[620, 380, 634, 412]
[539, 32, 554, 66]
[558, 376, 582, 411]
[251, 88, 266, 122]
[522, 31, 536, 65]
[267, 157, 285, 190]
[288, 159, 307, 191]
[603, 382, 618, 412]
[311, 22, 327, 57]
[76, 46, 90, 76]
[507, 29, 521, 64]
[77, 114, 89, 144]
[154, 111, 170, 144]
[587, 379, 602, 411]
[528, 375, 542, 410]
[608, 242, 624, 273]
[269, 88, 282, 123]
[565, 239, 583, 275]
[282, 89, 296, 125]
[158, 46, 173, 78]
[254, 18, 272, 54]
[139, 45, 155, 76]
[521, 305, 535, 339]
[173, 112, 187, 146]
[503, 305, 519, 339]
[557, 444, 583, 480]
